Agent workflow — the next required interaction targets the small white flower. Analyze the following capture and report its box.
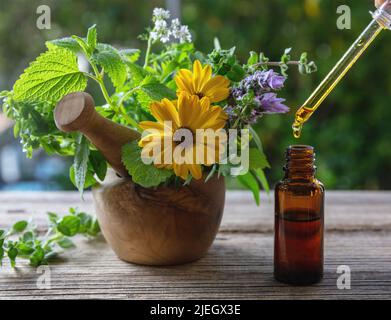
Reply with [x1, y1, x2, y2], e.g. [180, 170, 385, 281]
[170, 18, 181, 34]
[150, 31, 159, 41]
[177, 25, 192, 43]
[160, 33, 171, 43]
[153, 8, 170, 21]
[154, 19, 168, 32]
[169, 18, 192, 43]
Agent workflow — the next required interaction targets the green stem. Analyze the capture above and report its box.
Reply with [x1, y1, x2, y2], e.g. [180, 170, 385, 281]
[143, 37, 153, 69]
[87, 60, 140, 130]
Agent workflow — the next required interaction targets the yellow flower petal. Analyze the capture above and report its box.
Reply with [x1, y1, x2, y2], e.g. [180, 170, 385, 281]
[150, 99, 180, 129]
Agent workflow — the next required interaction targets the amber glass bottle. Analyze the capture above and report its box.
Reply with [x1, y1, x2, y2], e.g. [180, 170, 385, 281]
[274, 145, 324, 285]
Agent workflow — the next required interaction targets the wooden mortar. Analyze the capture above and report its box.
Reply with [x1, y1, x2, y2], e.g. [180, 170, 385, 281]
[93, 170, 226, 265]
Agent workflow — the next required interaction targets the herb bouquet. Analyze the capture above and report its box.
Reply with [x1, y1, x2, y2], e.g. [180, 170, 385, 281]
[1, 8, 316, 265]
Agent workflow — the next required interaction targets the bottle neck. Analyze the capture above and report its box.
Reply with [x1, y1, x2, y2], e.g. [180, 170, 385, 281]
[284, 145, 316, 180]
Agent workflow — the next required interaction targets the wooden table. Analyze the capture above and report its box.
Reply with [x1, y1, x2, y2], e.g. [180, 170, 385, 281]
[0, 191, 390, 300]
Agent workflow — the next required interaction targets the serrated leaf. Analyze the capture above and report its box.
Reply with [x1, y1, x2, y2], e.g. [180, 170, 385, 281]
[87, 25, 97, 52]
[137, 83, 176, 112]
[249, 148, 270, 170]
[122, 142, 173, 188]
[127, 62, 148, 86]
[13, 47, 87, 103]
[93, 46, 127, 88]
[120, 49, 141, 63]
[74, 134, 90, 196]
[47, 38, 81, 53]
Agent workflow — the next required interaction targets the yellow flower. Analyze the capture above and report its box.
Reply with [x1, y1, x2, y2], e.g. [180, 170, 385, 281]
[175, 60, 230, 103]
[139, 94, 227, 180]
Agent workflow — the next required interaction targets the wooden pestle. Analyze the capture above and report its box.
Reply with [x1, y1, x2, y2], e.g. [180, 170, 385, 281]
[54, 92, 140, 177]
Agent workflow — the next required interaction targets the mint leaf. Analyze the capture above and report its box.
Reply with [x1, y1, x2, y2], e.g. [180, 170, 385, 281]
[57, 237, 75, 249]
[137, 83, 176, 112]
[13, 46, 87, 103]
[74, 134, 90, 195]
[57, 216, 81, 237]
[93, 45, 127, 89]
[237, 172, 260, 206]
[127, 62, 148, 86]
[120, 49, 141, 63]
[253, 168, 270, 195]
[7, 245, 18, 268]
[29, 246, 45, 267]
[47, 38, 80, 53]
[122, 142, 173, 188]
[70, 165, 97, 190]
[89, 150, 107, 181]
[87, 25, 97, 52]
[249, 148, 270, 170]
[12, 220, 28, 233]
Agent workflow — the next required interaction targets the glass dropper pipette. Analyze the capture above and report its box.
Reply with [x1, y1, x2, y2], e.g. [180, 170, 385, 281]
[292, 1, 391, 138]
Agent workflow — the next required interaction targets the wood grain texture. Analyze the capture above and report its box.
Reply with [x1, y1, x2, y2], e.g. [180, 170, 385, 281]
[54, 92, 140, 177]
[0, 191, 390, 300]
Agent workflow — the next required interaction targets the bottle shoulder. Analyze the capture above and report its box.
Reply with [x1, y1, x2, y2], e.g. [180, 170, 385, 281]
[276, 178, 325, 193]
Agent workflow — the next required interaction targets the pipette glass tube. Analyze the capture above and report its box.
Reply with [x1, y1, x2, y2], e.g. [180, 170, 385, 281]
[292, 1, 391, 138]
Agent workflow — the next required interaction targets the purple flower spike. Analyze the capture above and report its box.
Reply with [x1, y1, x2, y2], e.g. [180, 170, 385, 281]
[257, 93, 289, 114]
[258, 70, 286, 90]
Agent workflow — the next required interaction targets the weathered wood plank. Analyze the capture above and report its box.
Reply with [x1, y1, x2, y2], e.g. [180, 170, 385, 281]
[0, 191, 390, 299]
[0, 191, 390, 232]
[0, 232, 390, 300]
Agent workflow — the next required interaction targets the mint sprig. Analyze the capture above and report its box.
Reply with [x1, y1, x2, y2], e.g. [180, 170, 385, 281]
[13, 46, 87, 103]
[0, 208, 100, 268]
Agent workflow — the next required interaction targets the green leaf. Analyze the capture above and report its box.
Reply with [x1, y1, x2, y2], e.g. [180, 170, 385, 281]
[119, 49, 141, 63]
[87, 25, 97, 52]
[7, 245, 18, 268]
[72, 36, 90, 56]
[226, 64, 245, 82]
[13, 46, 87, 103]
[70, 165, 97, 190]
[121, 141, 173, 188]
[92, 46, 127, 89]
[249, 148, 270, 170]
[47, 37, 81, 53]
[237, 172, 260, 206]
[12, 220, 28, 233]
[77, 212, 92, 233]
[0, 247, 4, 266]
[254, 168, 270, 195]
[22, 231, 35, 242]
[137, 83, 176, 112]
[29, 246, 45, 267]
[89, 151, 107, 181]
[87, 219, 100, 237]
[57, 215, 81, 237]
[247, 51, 259, 66]
[0, 229, 5, 240]
[127, 62, 148, 86]
[47, 212, 59, 225]
[57, 237, 75, 249]
[74, 134, 90, 195]
[249, 126, 264, 153]
[16, 242, 35, 255]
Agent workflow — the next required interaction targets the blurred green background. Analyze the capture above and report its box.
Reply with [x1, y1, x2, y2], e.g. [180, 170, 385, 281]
[0, 0, 390, 190]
